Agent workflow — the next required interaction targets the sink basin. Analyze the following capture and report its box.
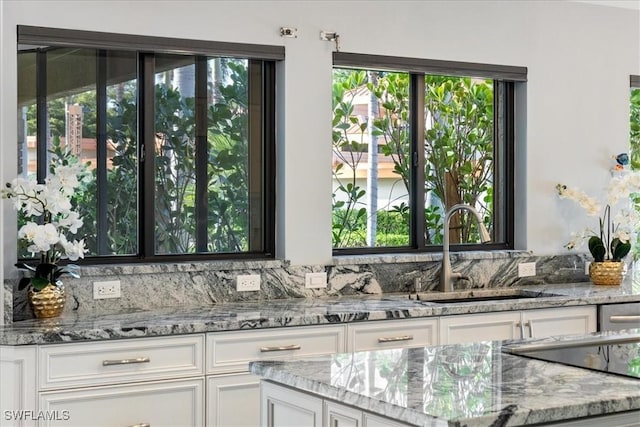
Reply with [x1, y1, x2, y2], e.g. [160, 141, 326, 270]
[409, 289, 554, 304]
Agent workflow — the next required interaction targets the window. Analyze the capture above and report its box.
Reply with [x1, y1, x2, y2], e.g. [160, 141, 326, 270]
[630, 75, 640, 258]
[17, 26, 280, 262]
[631, 75, 640, 166]
[332, 53, 525, 253]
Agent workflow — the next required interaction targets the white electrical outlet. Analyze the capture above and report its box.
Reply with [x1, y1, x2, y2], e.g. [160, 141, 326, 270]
[305, 272, 328, 289]
[93, 280, 121, 299]
[237, 274, 261, 292]
[584, 261, 591, 275]
[518, 262, 536, 278]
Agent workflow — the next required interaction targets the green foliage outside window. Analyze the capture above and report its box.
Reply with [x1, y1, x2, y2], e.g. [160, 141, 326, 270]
[20, 57, 253, 258]
[629, 86, 640, 259]
[331, 69, 495, 249]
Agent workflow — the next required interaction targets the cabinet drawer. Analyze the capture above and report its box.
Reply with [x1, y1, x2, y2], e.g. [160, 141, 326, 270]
[206, 325, 346, 374]
[347, 318, 438, 352]
[39, 378, 204, 427]
[39, 335, 204, 390]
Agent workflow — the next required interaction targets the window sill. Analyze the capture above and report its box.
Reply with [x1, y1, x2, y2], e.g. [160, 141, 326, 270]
[331, 250, 532, 266]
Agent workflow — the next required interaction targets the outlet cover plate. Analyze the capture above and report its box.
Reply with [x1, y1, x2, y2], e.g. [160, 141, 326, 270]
[584, 261, 591, 275]
[305, 272, 328, 289]
[237, 274, 261, 292]
[93, 280, 121, 299]
[518, 262, 536, 278]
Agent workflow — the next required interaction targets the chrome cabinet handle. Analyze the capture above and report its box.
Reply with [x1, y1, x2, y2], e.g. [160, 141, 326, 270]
[610, 315, 640, 323]
[378, 335, 414, 343]
[102, 357, 150, 366]
[260, 344, 301, 352]
[126, 423, 150, 427]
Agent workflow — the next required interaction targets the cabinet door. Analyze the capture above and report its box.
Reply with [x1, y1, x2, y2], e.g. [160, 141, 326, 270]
[39, 378, 204, 427]
[347, 318, 438, 352]
[0, 346, 38, 427]
[522, 306, 597, 339]
[261, 381, 322, 427]
[324, 401, 361, 427]
[207, 373, 260, 427]
[363, 413, 410, 427]
[439, 312, 521, 344]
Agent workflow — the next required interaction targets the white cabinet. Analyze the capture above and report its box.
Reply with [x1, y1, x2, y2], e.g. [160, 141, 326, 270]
[261, 382, 411, 427]
[325, 401, 362, 427]
[39, 334, 204, 390]
[207, 325, 346, 374]
[206, 325, 346, 426]
[261, 381, 323, 427]
[39, 378, 204, 427]
[3, 336, 205, 427]
[346, 318, 438, 352]
[207, 373, 261, 427]
[362, 414, 410, 427]
[439, 311, 520, 344]
[522, 306, 596, 339]
[0, 346, 38, 427]
[439, 306, 597, 344]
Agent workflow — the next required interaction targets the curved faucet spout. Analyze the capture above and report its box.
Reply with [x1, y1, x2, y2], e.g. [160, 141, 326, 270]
[439, 204, 491, 293]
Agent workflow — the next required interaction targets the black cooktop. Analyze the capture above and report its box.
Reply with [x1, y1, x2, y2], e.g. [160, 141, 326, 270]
[504, 334, 640, 380]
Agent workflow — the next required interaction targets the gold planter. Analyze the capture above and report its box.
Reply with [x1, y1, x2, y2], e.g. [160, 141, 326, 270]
[588, 261, 624, 286]
[28, 283, 66, 318]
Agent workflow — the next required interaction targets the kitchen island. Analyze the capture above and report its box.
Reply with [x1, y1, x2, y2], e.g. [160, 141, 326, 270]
[249, 330, 640, 427]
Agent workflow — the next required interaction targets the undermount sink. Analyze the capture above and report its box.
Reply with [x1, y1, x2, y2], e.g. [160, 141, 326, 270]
[409, 288, 555, 304]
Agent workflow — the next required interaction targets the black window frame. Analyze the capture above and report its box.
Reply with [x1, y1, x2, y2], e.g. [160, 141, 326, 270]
[17, 25, 281, 264]
[332, 52, 526, 255]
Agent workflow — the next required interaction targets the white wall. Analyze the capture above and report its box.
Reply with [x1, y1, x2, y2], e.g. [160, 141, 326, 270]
[1, 1, 638, 275]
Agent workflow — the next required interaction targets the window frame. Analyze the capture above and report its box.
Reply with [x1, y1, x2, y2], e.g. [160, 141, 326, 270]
[17, 25, 281, 263]
[331, 52, 524, 255]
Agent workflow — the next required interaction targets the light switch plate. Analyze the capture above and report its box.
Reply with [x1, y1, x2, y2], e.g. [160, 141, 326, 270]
[305, 272, 328, 289]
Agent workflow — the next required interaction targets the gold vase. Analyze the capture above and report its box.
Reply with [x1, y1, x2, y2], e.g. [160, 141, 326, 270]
[28, 283, 66, 318]
[588, 261, 624, 286]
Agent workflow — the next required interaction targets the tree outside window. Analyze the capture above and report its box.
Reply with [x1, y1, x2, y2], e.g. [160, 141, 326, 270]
[332, 68, 501, 251]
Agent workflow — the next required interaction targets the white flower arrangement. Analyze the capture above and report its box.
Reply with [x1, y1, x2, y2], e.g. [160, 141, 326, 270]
[556, 170, 640, 262]
[2, 150, 90, 291]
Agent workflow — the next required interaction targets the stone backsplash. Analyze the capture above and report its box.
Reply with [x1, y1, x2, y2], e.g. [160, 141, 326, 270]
[4, 251, 591, 323]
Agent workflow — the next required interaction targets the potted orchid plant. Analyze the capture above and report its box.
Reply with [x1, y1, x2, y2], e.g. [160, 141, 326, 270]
[2, 146, 90, 317]
[556, 168, 640, 285]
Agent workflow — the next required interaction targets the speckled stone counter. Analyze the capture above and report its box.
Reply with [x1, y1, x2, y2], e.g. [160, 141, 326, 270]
[1, 282, 639, 346]
[249, 330, 640, 426]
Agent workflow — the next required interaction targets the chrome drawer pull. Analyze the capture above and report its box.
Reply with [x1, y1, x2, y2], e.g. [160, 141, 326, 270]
[102, 357, 151, 366]
[126, 423, 150, 427]
[378, 335, 414, 343]
[610, 315, 640, 323]
[260, 344, 301, 352]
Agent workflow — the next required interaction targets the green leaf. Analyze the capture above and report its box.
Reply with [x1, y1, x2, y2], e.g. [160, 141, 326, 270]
[588, 236, 606, 262]
[611, 238, 631, 261]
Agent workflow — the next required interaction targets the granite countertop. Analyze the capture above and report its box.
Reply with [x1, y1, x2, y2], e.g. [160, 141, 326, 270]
[1, 282, 640, 346]
[249, 330, 640, 426]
